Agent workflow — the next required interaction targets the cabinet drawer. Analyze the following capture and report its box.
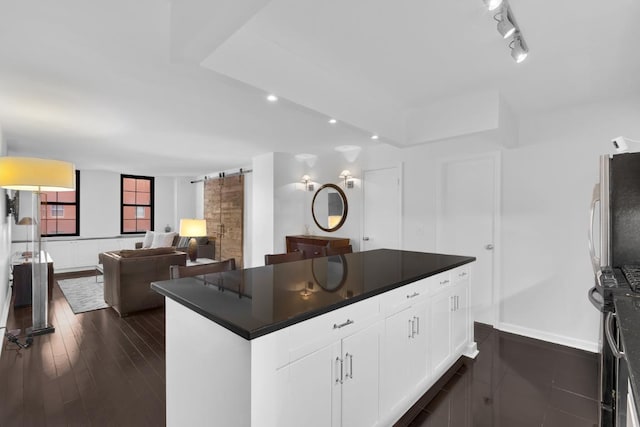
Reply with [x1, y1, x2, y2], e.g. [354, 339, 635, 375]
[430, 271, 452, 294]
[379, 278, 429, 314]
[292, 243, 324, 259]
[288, 296, 379, 363]
[452, 265, 470, 282]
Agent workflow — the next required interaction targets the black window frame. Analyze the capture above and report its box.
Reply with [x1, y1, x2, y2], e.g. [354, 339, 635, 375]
[41, 170, 80, 237]
[120, 174, 154, 235]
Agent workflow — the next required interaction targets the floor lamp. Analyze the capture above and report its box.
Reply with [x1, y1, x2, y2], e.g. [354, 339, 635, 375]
[0, 157, 75, 336]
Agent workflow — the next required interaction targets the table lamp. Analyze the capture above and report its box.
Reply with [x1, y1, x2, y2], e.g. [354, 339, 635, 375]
[0, 157, 75, 337]
[17, 216, 34, 257]
[179, 218, 207, 262]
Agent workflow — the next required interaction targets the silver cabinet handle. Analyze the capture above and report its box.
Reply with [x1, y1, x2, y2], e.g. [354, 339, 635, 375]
[408, 319, 413, 338]
[485, 244, 494, 250]
[335, 357, 342, 384]
[411, 317, 417, 338]
[415, 316, 419, 335]
[440, 279, 450, 285]
[347, 353, 353, 379]
[451, 296, 454, 312]
[605, 312, 625, 360]
[458, 272, 467, 278]
[406, 292, 420, 299]
[333, 319, 354, 329]
[362, 237, 370, 241]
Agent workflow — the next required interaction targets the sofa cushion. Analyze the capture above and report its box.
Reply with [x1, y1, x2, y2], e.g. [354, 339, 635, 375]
[151, 232, 177, 248]
[119, 247, 176, 258]
[142, 230, 154, 248]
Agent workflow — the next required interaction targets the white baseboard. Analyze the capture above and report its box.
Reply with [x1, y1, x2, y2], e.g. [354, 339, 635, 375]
[497, 322, 598, 354]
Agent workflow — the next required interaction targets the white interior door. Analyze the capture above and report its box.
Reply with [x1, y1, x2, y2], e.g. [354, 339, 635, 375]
[362, 167, 400, 251]
[437, 153, 499, 326]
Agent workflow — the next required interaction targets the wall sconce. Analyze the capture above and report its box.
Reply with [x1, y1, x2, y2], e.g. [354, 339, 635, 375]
[339, 170, 354, 189]
[301, 175, 314, 191]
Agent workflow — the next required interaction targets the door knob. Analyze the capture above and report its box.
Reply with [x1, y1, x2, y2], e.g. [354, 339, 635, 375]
[363, 237, 370, 241]
[485, 244, 494, 250]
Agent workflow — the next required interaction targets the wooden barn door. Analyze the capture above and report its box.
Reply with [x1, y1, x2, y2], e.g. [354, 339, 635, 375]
[204, 175, 244, 268]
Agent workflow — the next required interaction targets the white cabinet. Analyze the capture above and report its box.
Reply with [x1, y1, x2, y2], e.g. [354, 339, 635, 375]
[430, 267, 470, 377]
[284, 341, 341, 427]
[37, 236, 140, 271]
[281, 319, 381, 427]
[380, 300, 429, 415]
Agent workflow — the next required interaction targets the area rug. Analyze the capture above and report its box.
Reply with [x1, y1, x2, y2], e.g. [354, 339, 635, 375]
[57, 276, 109, 314]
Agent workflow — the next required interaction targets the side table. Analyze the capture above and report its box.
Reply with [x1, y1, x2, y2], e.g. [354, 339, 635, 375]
[12, 252, 54, 308]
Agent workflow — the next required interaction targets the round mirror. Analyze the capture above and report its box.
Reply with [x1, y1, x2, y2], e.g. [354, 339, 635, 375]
[311, 183, 348, 232]
[311, 255, 348, 292]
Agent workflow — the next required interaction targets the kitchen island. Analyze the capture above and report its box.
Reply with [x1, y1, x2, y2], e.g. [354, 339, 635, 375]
[152, 248, 476, 427]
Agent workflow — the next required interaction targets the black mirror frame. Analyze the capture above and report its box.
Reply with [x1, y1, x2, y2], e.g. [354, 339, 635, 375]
[311, 183, 348, 232]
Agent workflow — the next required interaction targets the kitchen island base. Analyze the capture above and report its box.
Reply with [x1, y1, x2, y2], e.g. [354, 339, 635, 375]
[163, 260, 476, 427]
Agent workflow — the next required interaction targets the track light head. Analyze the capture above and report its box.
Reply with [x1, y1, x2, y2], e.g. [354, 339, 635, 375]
[497, 8, 516, 39]
[484, 0, 503, 11]
[510, 34, 529, 63]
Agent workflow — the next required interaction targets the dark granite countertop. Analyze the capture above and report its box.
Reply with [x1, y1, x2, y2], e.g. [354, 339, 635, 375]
[614, 295, 640, 418]
[151, 248, 475, 340]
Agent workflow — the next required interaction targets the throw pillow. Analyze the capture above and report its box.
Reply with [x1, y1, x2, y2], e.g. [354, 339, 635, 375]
[142, 230, 154, 248]
[151, 231, 177, 248]
[177, 236, 190, 248]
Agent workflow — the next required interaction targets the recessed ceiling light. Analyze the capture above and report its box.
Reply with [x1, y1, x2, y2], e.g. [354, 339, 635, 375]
[266, 94, 278, 102]
[371, 134, 379, 140]
[328, 118, 337, 124]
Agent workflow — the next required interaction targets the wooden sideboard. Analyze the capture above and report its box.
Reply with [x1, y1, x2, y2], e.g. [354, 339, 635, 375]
[285, 235, 350, 259]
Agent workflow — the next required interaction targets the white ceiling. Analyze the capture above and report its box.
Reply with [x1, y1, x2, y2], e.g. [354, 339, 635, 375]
[1, 0, 639, 175]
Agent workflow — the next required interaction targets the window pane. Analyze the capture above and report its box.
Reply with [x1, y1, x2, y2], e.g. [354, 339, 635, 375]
[57, 191, 76, 203]
[58, 220, 76, 234]
[141, 207, 150, 219]
[136, 179, 150, 192]
[123, 178, 137, 192]
[42, 191, 58, 202]
[123, 206, 137, 219]
[123, 191, 136, 204]
[137, 220, 151, 231]
[63, 205, 77, 219]
[44, 219, 57, 234]
[136, 192, 150, 205]
[123, 219, 137, 232]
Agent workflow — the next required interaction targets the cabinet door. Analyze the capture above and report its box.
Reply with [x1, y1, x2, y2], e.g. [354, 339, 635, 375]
[285, 341, 341, 427]
[380, 308, 412, 415]
[430, 290, 452, 375]
[341, 322, 381, 427]
[451, 283, 468, 357]
[409, 300, 429, 384]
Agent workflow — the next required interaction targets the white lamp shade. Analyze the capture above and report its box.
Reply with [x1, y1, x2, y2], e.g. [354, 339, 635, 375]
[179, 218, 207, 237]
[0, 157, 75, 191]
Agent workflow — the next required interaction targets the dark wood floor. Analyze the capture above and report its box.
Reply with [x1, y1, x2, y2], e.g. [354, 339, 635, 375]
[0, 272, 166, 426]
[1, 273, 599, 426]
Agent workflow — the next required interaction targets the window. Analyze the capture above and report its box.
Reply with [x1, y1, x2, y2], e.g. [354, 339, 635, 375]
[41, 170, 80, 236]
[121, 174, 154, 234]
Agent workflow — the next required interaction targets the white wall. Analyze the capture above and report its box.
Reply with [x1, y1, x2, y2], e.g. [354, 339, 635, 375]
[0, 129, 12, 347]
[251, 153, 275, 267]
[12, 170, 196, 241]
[361, 95, 640, 351]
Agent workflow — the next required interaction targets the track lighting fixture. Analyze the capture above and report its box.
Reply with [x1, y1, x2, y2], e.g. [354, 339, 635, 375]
[483, 0, 503, 11]
[510, 33, 528, 63]
[496, 6, 515, 39]
[484, 0, 529, 63]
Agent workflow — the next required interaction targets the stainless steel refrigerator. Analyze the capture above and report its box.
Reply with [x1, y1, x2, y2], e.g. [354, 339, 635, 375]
[588, 152, 640, 426]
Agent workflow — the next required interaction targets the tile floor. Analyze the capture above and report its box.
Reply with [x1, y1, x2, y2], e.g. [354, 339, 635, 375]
[394, 323, 599, 427]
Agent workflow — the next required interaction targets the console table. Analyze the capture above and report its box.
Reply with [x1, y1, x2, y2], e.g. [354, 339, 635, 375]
[11, 252, 54, 308]
[286, 235, 350, 258]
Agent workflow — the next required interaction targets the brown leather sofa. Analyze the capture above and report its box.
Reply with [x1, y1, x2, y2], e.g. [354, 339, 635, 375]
[135, 236, 216, 259]
[100, 248, 187, 316]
